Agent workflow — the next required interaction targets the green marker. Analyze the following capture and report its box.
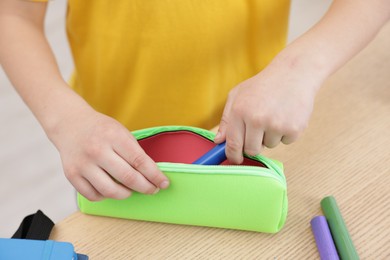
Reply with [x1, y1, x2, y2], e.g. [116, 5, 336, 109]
[321, 196, 359, 260]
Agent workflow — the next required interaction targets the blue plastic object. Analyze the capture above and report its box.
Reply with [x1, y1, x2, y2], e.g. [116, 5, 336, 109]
[0, 238, 88, 260]
[193, 142, 227, 165]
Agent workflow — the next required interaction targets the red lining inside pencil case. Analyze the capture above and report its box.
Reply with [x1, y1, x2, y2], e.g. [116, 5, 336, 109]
[138, 130, 267, 167]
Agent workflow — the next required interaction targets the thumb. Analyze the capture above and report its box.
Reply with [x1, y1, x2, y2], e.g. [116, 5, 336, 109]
[214, 121, 227, 144]
[215, 90, 235, 143]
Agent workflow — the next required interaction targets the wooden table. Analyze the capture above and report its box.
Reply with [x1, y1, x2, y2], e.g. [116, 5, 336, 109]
[51, 22, 390, 259]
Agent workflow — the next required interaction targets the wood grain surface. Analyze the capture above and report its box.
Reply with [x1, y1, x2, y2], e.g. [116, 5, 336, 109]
[50, 22, 390, 259]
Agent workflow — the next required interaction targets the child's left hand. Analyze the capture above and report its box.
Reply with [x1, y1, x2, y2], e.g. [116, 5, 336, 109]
[214, 54, 323, 164]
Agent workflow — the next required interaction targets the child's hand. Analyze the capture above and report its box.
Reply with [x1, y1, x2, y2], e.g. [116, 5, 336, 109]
[50, 110, 169, 201]
[214, 56, 322, 164]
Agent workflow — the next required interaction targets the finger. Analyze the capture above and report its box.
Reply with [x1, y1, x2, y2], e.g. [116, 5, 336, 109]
[114, 137, 170, 190]
[71, 176, 103, 201]
[225, 115, 245, 164]
[85, 165, 133, 199]
[281, 134, 298, 145]
[243, 125, 264, 156]
[99, 150, 159, 194]
[263, 131, 283, 148]
[215, 93, 235, 143]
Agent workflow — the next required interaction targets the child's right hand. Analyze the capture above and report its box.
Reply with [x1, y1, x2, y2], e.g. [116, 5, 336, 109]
[49, 108, 170, 201]
[0, 0, 169, 201]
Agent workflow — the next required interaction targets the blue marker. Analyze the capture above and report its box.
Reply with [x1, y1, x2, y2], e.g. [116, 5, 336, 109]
[193, 142, 227, 165]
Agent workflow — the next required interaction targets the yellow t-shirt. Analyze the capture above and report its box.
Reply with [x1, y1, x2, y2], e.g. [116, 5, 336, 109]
[66, 1, 290, 130]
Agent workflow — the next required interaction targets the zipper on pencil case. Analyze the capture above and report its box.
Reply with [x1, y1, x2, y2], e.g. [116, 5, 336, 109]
[157, 162, 285, 185]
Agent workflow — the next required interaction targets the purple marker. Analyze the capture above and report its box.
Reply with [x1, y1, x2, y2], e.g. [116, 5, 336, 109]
[311, 216, 340, 260]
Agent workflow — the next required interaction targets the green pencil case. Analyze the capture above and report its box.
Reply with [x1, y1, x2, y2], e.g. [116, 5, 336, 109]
[77, 126, 288, 233]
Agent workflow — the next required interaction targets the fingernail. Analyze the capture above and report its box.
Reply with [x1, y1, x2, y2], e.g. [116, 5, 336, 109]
[215, 132, 221, 141]
[234, 156, 244, 165]
[160, 180, 170, 189]
[153, 188, 160, 194]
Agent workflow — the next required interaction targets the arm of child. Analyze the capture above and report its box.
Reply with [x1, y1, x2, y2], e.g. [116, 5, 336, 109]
[214, 0, 390, 163]
[0, 0, 169, 200]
